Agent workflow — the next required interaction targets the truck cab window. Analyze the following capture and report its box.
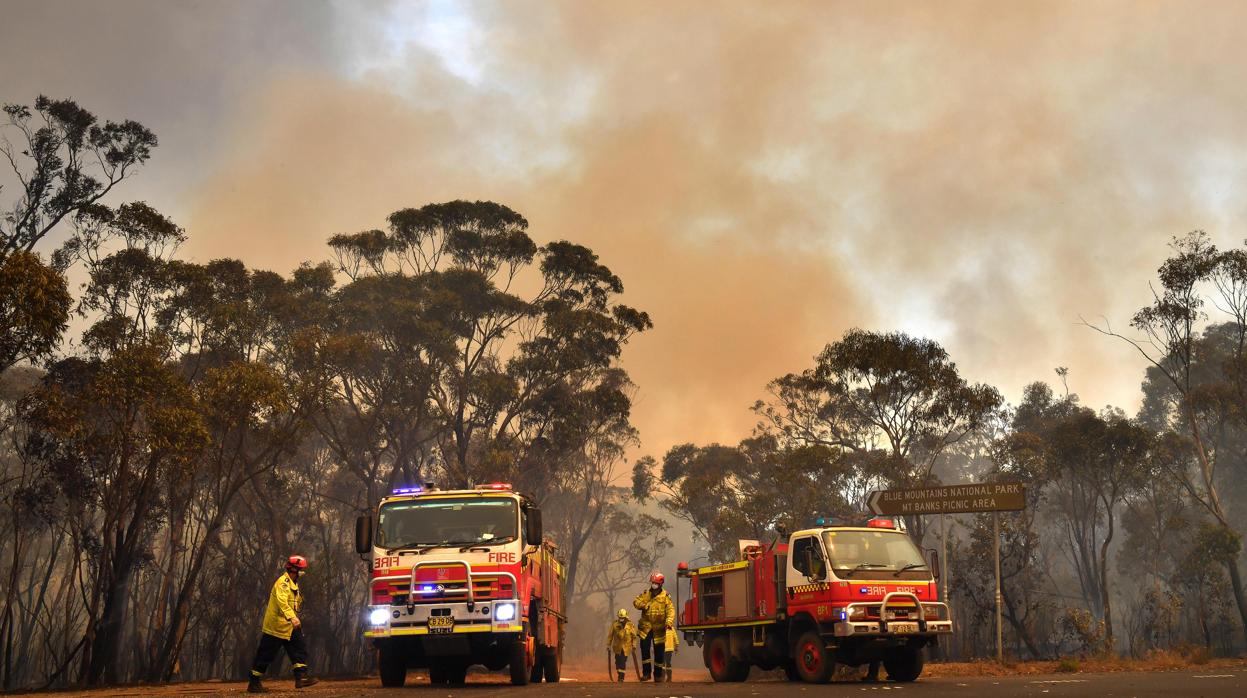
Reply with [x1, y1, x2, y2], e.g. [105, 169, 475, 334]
[791, 536, 826, 579]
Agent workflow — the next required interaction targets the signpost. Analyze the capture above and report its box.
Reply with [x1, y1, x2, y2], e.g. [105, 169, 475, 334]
[866, 482, 1027, 663]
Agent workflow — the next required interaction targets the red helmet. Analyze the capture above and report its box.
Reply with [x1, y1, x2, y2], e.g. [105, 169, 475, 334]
[287, 555, 308, 570]
[650, 572, 665, 585]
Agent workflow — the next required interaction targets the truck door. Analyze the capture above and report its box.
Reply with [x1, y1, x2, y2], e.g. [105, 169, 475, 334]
[787, 535, 828, 587]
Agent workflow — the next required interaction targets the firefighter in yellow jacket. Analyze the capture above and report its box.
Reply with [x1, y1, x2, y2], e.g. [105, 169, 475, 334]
[606, 609, 637, 681]
[633, 572, 676, 682]
[248, 556, 318, 693]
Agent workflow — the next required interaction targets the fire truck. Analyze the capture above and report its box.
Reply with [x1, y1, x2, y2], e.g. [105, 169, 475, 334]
[353, 483, 565, 686]
[676, 517, 951, 684]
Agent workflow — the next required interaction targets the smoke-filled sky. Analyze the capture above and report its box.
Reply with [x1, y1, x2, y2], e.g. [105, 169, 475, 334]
[6, 0, 1247, 460]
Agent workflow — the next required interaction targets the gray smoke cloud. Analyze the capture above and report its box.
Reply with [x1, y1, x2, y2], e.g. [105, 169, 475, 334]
[6, 0, 1247, 456]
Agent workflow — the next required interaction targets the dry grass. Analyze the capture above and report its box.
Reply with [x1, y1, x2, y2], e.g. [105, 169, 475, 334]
[924, 652, 1247, 678]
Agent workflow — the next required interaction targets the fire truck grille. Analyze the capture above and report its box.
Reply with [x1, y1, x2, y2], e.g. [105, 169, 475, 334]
[371, 576, 514, 605]
[866, 605, 915, 619]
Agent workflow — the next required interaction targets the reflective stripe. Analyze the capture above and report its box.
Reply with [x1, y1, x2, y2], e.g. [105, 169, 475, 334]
[251, 670, 263, 677]
[292, 663, 307, 669]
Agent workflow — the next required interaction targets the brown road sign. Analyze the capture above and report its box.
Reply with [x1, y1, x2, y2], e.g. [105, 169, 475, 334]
[867, 482, 1027, 516]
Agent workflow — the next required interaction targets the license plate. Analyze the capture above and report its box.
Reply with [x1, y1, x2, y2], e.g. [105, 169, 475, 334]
[428, 616, 455, 634]
[889, 622, 919, 634]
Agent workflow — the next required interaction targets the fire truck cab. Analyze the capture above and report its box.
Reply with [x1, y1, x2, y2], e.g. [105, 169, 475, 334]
[354, 483, 565, 686]
[678, 518, 950, 684]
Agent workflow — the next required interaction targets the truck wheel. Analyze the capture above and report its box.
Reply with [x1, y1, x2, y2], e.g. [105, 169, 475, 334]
[508, 640, 531, 685]
[447, 662, 468, 685]
[883, 646, 924, 682]
[793, 631, 833, 684]
[428, 665, 447, 684]
[378, 646, 406, 687]
[542, 646, 561, 682]
[731, 662, 752, 682]
[704, 634, 748, 682]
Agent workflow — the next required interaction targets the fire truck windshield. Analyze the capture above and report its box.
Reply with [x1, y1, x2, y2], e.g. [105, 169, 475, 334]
[823, 530, 931, 580]
[378, 497, 518, 550]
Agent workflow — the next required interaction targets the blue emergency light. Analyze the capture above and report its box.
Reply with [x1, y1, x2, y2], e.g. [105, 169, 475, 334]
[392, 486, 423, 495]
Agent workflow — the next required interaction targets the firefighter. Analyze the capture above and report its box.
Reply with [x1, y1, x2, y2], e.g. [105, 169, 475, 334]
[605, 608, 637, 681]
[248, 555, 318, 693]
[633, 572, 675, 682]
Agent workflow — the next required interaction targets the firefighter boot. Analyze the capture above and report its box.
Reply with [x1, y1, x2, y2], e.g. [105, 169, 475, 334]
[653, 667, 664, 683]
[293, 668, 319, 689]
[617, 670, 626, 682]
[862, 661, 881, 683]
[247, 676, 268, 693]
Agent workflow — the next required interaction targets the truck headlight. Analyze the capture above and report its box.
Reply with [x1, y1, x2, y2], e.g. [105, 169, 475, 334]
[369, 608, 390, 626]
[494, 602, 517, 622]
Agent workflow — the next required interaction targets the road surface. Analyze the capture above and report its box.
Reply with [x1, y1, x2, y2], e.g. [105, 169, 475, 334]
[31, 668, 1244, 698]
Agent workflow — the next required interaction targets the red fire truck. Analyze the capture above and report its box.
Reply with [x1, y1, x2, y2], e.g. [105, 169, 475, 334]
[676, 517, 951, 683]
[353, 483, 565, 686]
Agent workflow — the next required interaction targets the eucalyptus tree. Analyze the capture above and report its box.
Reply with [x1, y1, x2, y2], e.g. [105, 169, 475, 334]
[1, 96, 156, 261]
[633, 436, 858, 563]
[753, 329, 1002, 540]
[322, 201, 651, 496]
[0, 96, 155, 375]
[1089, 232, 1247, 642]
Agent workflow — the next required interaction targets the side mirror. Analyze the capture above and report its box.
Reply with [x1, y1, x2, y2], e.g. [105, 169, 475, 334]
[526, 507, 543, 545]
[929, 549, 940, 581]
[355, 515, 372, 554]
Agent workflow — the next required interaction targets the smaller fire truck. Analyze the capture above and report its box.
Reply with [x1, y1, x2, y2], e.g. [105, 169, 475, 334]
[354, 483, 565, 686]
[677, 517, 950, 683]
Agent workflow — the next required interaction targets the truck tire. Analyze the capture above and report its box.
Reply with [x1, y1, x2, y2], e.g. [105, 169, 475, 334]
[793, 630, 833, 684]
[704, 634, 749, 682]
[428, 664, 447, 684]
[539, 646, 560, 682]
[883, 646, 924, 682]
[447, 662, 468, 685]
[378, 646, 406, 687]
[508, 640, 531, 685]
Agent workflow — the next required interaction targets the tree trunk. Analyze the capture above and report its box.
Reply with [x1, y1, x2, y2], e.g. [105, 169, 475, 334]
[149, 507, 228, 682]
[1001, 590, 1043, 659]
[1098, 523, 1114, 652]
[1186, 407, 1247, 645]
[1225, 556, 1247, 647]
[87, 559, 134, 685]
[1, 519, 27, 691]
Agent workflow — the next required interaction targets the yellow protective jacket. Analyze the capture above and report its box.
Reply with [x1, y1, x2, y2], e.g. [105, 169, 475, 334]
[632, 588, 675, 640]
[606, 619, 637, 653]
[261, 572, 302, 640]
